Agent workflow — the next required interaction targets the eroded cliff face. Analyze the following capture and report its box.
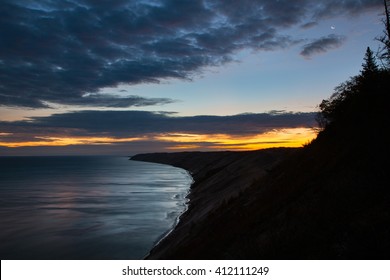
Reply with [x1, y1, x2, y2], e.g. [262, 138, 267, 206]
[131, 148, 298, 259]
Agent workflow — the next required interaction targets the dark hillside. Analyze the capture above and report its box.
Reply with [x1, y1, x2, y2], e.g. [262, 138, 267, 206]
[132, 71, 390, 259]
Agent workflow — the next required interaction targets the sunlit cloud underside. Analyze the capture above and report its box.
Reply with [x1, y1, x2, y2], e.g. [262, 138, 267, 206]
[0, 128, 317, 151]
[0, 136, 146, 148]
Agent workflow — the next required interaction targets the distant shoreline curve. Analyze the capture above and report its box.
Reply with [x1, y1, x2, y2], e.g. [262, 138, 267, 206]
[130, 148, 295, 259]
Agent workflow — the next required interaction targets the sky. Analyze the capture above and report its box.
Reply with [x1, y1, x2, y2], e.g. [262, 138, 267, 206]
[0, 0, 385, 156]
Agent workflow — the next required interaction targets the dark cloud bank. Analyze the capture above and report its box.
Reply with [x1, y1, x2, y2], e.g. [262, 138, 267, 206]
[0, 110, 316, 140]
[0, 0, 382, 108]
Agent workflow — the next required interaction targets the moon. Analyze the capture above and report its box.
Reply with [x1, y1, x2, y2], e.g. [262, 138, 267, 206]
[331, 26, 336, 30]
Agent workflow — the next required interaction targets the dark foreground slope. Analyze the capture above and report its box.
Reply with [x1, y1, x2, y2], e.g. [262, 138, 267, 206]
[132, 73, 390, 259]
[131, 148, 296, 258]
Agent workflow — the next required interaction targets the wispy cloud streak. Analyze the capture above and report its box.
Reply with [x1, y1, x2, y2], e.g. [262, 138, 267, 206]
[300, 34, 347, 58]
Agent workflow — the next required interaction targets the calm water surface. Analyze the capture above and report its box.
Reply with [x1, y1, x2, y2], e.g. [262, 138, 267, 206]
[0, 156, 192, 259]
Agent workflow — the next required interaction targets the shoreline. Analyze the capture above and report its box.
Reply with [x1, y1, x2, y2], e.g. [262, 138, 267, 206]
[131, 148, 296, 259]
[142, 167, 194, 259]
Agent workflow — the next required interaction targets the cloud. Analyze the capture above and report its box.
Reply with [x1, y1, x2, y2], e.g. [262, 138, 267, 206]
[300, 34, 347, 58]
[0, 110, 317, 140]
[300, 21, 318, 29]
[0, 0, 382, 108]
[311, 0, 382, 19]
[0, 110, 318, 154]
[54, 94, 175, 108]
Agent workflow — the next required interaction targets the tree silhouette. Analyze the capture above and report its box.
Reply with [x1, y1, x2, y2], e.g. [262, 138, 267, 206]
[361, 47, 379, 76]
[377, 0, 390, 67]
[316, 76, 359, 128]
[316, 47, 381, 129]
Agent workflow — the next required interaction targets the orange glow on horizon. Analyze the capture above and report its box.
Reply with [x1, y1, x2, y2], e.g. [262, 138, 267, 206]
[0, 127, 317, 151]
[159, 127, 317, 151]
[0, 136, 145, 148]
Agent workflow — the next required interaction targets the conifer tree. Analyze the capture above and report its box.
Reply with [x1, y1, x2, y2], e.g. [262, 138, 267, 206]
[361, 47, 379, 76]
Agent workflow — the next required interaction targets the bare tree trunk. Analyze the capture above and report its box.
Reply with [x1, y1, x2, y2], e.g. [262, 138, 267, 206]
[377, 0, 390, 67]
[384, 0, 390, 42]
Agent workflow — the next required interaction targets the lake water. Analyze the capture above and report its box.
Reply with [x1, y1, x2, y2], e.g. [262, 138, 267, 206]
[0, 156, 192, 259]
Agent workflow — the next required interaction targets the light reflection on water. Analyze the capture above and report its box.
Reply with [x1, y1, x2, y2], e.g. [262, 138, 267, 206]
[0, 156, 192, 259]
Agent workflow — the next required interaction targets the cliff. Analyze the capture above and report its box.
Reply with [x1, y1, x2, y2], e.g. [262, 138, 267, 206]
[131, 72, 390, 259]
[131, 148, 295, 258]
[132, 143, 389, 259]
